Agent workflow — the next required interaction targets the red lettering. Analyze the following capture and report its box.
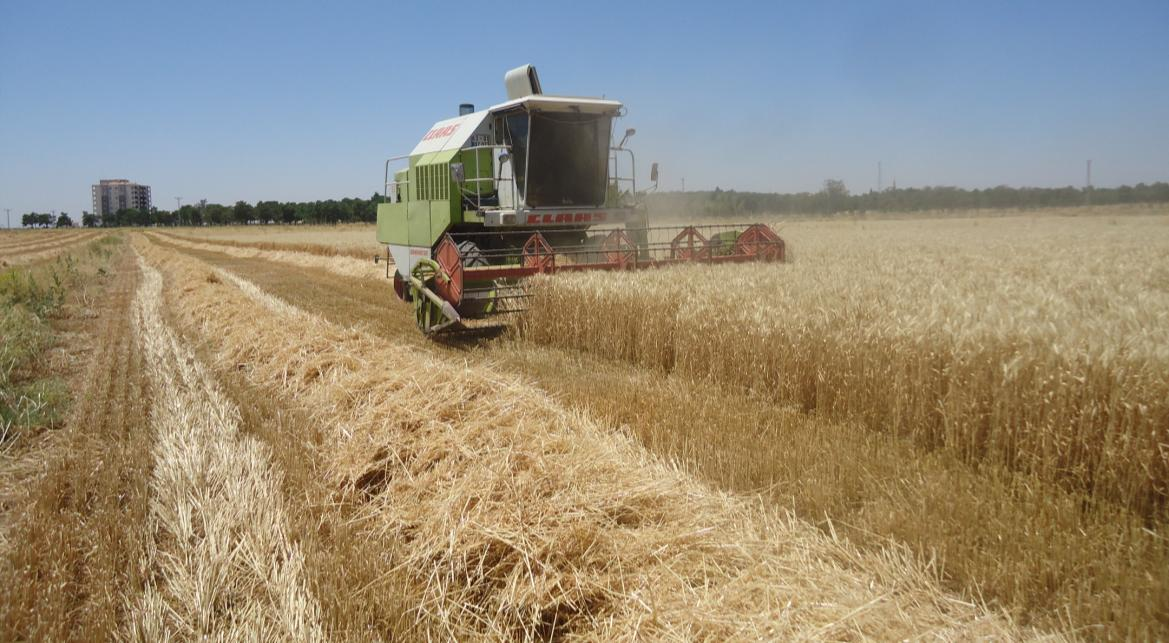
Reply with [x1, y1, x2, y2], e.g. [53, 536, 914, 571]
[422, 125, 459, 141]
[515, 211, 611, 226]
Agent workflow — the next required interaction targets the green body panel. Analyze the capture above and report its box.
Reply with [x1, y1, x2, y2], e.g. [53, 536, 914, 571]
[376, 202, 405, 244]
[408, 201, 433, 246]
[377, 148, 465, 248]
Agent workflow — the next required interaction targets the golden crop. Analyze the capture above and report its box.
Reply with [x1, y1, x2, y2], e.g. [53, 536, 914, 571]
[522, 214, 1169, 516]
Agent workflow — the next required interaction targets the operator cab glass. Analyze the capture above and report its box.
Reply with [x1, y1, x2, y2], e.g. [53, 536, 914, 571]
[500, 109, 612, 208]
[527, 112, 612, 207]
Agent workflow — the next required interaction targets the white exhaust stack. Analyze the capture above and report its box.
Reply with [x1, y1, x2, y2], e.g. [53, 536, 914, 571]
[504, 64, 542, 100]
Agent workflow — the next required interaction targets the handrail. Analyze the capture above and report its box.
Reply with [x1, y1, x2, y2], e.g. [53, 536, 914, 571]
[455, 144, 516, 212]
[383, 154, 412, 204]
[610, 146, 637, 196]
[383, 141, 638, 213]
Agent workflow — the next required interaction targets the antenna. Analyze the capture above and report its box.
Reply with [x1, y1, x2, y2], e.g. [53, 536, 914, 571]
[175, 196, 182, 210]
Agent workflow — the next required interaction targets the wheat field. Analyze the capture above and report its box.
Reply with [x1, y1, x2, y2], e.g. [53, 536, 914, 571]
[523, 213, 1169, 514]
[3, 210, 1167, 639]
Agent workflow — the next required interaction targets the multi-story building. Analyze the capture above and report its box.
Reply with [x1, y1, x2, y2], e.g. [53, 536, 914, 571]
[91, 179, 151, 219]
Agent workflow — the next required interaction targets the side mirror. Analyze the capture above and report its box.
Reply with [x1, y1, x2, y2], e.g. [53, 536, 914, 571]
[650, 162, 659, 184]
[617, 128, 637, 149]
[449, 162, 465, 184]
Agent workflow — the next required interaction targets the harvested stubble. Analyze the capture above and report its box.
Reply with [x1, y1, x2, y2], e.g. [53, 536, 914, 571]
[160, 230, 375, 260]
[521, 215, 1169, 517]
[0, 230, 85, 252]
[134, 234, 1026, 640]
[148, 232, 385, 281]
[1, 231, 106, 267]
[0, 240, 151, 639]
[165, 223, 379, 254]
[0, 229, 98, 248]
[127, 253, 322, 640]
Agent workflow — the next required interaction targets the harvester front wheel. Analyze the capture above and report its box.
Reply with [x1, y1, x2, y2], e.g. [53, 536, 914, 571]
[393, 271, 411, 302]
[409, 259, 461, 334]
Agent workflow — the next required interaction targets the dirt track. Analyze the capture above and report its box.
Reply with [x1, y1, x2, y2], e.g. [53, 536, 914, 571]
[1, 247, 151, 639]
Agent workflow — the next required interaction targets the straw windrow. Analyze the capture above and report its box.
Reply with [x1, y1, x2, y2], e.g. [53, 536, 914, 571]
[127, 252, 323, 641]
[150, 232, 384, 281]
[135, 234, 1029, 640]
[1, 231, 108, 267]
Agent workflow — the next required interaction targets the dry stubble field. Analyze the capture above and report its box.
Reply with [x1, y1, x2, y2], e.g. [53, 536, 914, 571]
[1, 207, 1167, 640]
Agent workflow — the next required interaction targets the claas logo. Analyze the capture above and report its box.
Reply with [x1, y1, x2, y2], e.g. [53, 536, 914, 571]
[525, 212, 608, 225]
[421, 125, 460, 141]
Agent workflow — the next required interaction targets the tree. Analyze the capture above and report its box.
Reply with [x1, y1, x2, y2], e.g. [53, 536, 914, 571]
[177, 204, 200, 226]
[255, 200, 281, 224]
[822, 179, 849, 213]
[232, 200, 254, 225]
[204, 203, 229, 225]
[82, 212, 97, 228]
[55, 213, 74, 227]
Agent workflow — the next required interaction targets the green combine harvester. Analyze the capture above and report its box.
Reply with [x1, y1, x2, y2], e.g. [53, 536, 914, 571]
[377, 64, 785, 336]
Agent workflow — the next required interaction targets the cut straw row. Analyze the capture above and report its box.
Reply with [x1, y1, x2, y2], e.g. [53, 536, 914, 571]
[126, 252, 322, 641]
[156, 230, 376, 261]
[135, 234, 1029, 641]
[148, 231, 385, 281]
[0, 232, 107, 267]
[0, 230, 102, 255]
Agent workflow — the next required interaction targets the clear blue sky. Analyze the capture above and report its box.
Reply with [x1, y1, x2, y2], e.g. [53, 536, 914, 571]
[2, 0, 1167, 222]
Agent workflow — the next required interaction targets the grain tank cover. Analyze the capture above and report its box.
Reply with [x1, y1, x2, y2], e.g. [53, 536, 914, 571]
[409, 110, 490, 156]
[505, 64, 543, 100]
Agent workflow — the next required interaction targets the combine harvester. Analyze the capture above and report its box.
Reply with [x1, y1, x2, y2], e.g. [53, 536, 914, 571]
[377, 64, 786, 336]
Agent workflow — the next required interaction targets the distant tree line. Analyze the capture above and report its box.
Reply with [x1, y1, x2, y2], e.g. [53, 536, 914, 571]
[648, 181, 1169, 217]
[20, 212, 74, 228]
[62, 194, 383, 228]
[20, 182, 1169, 229]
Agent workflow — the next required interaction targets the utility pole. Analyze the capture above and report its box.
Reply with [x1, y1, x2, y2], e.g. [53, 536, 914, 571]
[175, 196, 182, 210]
[877, 161, 883, 192]
[1085, 160, 1093, 206]
[4, 208, 10, 230]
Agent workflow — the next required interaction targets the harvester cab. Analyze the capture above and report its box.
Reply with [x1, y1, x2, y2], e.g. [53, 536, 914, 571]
[377, 64, 785, 336]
